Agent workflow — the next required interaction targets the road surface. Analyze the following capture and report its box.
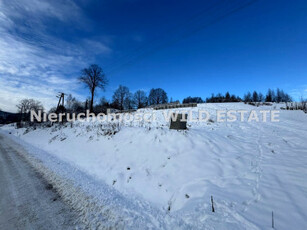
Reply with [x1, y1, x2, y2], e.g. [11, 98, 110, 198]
[0, 134, 78, 230]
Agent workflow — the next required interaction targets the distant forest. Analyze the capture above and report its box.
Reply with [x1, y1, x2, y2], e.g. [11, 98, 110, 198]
[204, 88, 292, 103]
[1, 64, 298, 123]
[1, 64, 305, 125]
[0, 87, 299, 124]
[60, 88, 293, 115]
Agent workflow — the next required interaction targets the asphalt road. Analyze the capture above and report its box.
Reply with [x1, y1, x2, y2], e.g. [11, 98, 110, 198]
[0, 134, 78, 230]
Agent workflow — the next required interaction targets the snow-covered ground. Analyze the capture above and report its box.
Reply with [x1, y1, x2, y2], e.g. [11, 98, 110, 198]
[1, 103, 307, 229]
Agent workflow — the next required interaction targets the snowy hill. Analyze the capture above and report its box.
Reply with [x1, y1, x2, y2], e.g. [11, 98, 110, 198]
[1, 102, 307, 229]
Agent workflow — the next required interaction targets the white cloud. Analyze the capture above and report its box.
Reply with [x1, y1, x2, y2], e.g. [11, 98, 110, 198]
[82, 39, 113, 55]
[289, 85, 307, 101]
[0, 0, 111, 112]
[0, 0, 83, 24]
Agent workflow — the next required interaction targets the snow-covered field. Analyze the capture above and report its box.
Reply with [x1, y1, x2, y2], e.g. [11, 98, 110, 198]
[1, 103, 307, 229]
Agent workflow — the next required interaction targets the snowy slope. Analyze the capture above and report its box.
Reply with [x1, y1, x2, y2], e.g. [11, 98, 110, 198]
[2, 103, 307, 229]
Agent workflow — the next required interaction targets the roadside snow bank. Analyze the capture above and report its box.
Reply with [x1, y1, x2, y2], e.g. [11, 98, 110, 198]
[1, 132, 188, 229]
[2, 103, 307, 229]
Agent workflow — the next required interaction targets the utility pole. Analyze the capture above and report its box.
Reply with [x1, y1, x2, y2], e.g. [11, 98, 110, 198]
[56, 92, 65, 111]
[56, 92, 66, 113]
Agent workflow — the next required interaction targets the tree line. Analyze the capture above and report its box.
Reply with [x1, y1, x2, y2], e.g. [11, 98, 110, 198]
[205, 92, 241, 103]
[63, 87, 169, 114]
[243, 88, 292, 103]
[75, 64, 169, 112]
[203, 89, 292, 103]
[13, 64, 295, 117]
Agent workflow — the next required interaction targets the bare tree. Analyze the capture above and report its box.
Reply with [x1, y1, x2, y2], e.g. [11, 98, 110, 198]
[29, 99, 44, 113]
[16, 99, 32, 114]
[112, 85, 130, 110]
[79, 64, 108, 112]
[66, 94, 83, 112]
[133, 90, 148, 108]
[66, 94, 76, 111]
[124, 92, 134, 110]
[16, 99, 44, 121]
[148, 88, 168, 105]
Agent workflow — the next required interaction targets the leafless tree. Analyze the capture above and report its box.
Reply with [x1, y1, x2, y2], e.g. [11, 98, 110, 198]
[124, 92, 134, 110]
[16, 99, 44, 121]
[29, 100, 44, 113]
[66, 94, 76, 110]
[133, 90, 148, 108]
[148, 88, 168, 105]
[112, 85, 130, 110]
[17, 99, 32, 114]
[79, 64, 108, 112]
[65, 94, 84, 113]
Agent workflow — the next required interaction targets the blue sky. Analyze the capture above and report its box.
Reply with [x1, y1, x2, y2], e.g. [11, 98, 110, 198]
[0, 0, 306, 112]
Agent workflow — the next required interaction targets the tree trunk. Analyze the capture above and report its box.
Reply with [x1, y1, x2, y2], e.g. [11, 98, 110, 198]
[90, 91, 94, 113]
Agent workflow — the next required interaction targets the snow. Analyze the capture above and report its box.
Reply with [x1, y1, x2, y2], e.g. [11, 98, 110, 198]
[1, 102, 307, 229]
[0, 135, 78, 229]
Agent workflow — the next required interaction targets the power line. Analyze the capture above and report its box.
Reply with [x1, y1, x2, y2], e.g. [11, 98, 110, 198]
[102, 0, 227, 71]
[104, 0, 259, 75]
